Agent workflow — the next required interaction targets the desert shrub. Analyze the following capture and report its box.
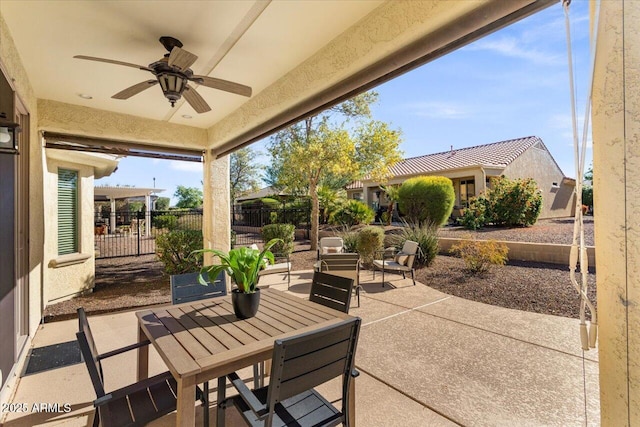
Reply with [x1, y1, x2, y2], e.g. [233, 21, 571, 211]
[397, 176, 455, 225]
[156, 230, 203, 275]
[330, 200, 374, 227]
[152, 214, 178, 230]
[338, 227, 359, 253]
[355, 226, 385, 267]
[261, 223, 295, 255]
[488, 177, 542, 227]
[387, 221, 438, 267]
[458, 196, 489, 230]
[449, 239, 508, 274]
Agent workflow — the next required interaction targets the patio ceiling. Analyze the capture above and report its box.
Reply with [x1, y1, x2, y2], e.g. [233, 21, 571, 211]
[0, 0, 554, 155]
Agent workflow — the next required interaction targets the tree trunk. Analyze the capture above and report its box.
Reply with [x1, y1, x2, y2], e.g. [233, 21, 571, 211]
[310, 181, 319, 251]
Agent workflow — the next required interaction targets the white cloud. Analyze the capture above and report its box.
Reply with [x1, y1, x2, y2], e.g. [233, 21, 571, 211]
[402, 101, 468, 119]
[468, 37, 563, 66]
[169, 161, 203, 173]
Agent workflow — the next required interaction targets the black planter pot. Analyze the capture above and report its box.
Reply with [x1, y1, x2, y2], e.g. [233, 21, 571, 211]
[231, 288, 260, 319]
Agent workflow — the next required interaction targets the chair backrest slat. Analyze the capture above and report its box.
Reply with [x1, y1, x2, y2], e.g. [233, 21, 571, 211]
[318, 237, 344, 255]
[76, 308, 106, 398]
[309, 271, 354, 313]
[267, 317, 360, 407]
[170, 271, 227, 305]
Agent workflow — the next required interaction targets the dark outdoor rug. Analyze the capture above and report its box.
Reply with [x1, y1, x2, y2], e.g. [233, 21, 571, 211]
[22, 340, 81, 376]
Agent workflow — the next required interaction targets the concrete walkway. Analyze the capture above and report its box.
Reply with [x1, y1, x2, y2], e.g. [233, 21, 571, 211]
[1, 270, 600, 427]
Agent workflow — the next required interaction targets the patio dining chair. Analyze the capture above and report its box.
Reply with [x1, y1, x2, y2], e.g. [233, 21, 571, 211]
[75, 308, 205, 427]
[170, 270, 227, 304]
[316, 253, 361, 307]
[218, 317, 362, 427]
[170, 270, 227, 427]
[372, 239, 419, 287]
[309, 270, 355, 313]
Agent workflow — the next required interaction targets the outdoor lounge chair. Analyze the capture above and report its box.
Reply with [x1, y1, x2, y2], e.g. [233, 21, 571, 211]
[372, 240, 419, 287]
[309, 270, 355, 313]
[316, 253, 361, 307]
[75, 308, 205, 427]
[218, 317, 362, 427]
[251, 244, 292, 287]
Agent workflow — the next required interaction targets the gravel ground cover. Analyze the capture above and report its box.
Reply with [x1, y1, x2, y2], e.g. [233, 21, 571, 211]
[44, 218, 597, 321]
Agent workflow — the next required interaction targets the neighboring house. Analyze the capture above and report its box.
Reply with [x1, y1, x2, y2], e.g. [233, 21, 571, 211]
[346, 136, 576, 220]
[44, 149, 119, 304]
[235, 186, 291, 204]
[94, 186, 165, 236]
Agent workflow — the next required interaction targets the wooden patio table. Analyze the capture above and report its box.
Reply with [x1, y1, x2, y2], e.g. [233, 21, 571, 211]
[136, 288, 355, 427]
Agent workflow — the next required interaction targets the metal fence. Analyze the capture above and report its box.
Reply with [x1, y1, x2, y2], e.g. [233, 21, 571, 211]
[95, 206, 310, 257]
[231, 204, 311, 247]
[94, 209, 203, 259]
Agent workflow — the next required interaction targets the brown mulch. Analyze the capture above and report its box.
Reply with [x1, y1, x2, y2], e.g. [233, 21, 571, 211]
[44, 218, 597, 322]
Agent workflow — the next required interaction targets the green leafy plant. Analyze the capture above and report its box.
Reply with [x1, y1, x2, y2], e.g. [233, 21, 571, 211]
[458, 177, 543, 229]
[449, 239, 508, 274]
[261, 223, 295, 255]
[397, 176, 455, 226]
[330, 199, 374, 227]
[355, 226, 384, 267]
[195, 239, 281, 294]
[387, 220, 439, 267]
[155, 230, 203, 275]
[488, 177, 542, 227]
[152, 214, 178, 230]
[458, 196, 488, 230]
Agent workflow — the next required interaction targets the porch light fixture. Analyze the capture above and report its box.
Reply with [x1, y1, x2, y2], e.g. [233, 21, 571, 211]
[0, 112, 21, 154]
[157, 72, 188, 107]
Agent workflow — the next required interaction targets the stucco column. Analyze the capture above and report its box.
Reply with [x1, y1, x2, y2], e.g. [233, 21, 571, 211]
[109, 198, 116, 234]
[592, 1, 640, 425]
[202, 150, 230, 266]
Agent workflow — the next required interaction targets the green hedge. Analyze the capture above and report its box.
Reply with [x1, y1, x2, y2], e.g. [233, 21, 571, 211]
[397, 176, 455, 225]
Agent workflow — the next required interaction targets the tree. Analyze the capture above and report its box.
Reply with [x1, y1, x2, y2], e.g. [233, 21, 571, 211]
[380, 184, 400, 225]
[268, 91, 402, 250]
[230, 147, 262, 203]
[174, 185, 203, 209]
[155, 197, 170, 210]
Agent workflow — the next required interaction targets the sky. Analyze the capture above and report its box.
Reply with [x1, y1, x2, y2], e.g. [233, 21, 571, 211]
[96, 1, 591, 206]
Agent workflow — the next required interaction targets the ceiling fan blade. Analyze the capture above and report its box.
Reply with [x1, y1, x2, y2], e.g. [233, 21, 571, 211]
[112, 80, 158, 100]
[191, 75, 252, 97]
[183, 85, 211, 113]
[168, 47, 198, 71]
[74, 55, 152, 72]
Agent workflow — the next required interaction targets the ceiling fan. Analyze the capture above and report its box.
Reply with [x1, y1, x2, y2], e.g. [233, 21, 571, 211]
[74, 36, 252, 114]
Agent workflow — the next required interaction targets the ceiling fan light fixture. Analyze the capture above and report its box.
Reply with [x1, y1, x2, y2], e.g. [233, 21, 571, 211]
[157, 72, 188, 107]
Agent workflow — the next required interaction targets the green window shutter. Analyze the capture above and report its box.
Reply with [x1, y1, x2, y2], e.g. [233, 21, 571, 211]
[58, 169, 78, 255]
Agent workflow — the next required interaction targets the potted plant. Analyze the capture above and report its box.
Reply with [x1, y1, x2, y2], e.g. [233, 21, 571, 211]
[195, 239, 281, 319]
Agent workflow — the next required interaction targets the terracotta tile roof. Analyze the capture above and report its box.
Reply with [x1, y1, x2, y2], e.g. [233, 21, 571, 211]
[347, 136, 543, 190]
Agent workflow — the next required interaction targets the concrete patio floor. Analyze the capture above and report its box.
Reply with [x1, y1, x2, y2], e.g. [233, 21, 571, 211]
[1, 270, 600, 427]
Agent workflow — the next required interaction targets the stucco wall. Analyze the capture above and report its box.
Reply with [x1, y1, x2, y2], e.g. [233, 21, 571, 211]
[38, 99, 207, 150]
[43, 157, 96, 304]
[592, 1, 640, 424]
[504, 145, 575, 219]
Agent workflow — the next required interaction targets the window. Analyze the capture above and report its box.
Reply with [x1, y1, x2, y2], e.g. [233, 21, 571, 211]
[460, 179, 475, 207]
[58, 168, 78, 255]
